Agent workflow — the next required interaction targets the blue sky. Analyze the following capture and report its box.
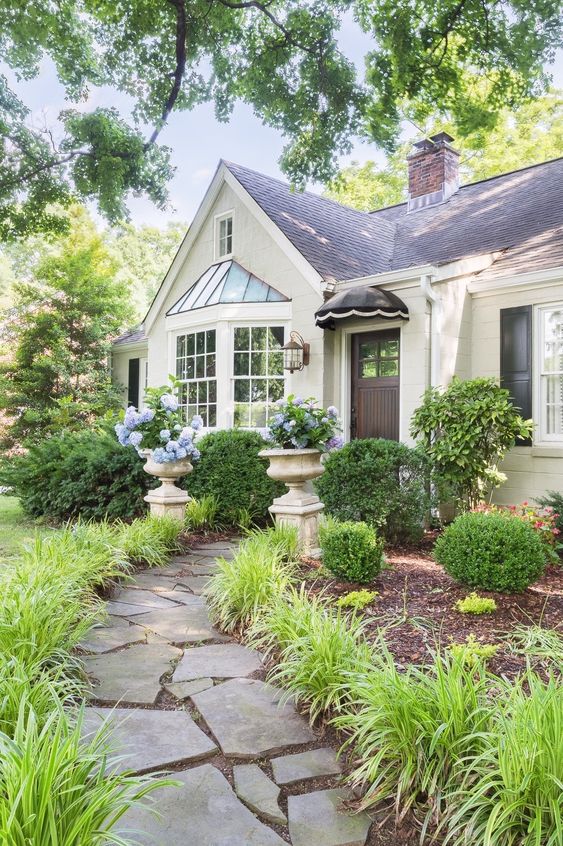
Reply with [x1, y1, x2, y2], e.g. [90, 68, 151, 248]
[7, 14, 563, 229]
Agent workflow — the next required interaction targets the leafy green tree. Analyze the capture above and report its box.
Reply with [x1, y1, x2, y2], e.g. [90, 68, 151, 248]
[0, 1, 561, 236]
[326, 91, 563, 210]
[0, 207, 133, 444]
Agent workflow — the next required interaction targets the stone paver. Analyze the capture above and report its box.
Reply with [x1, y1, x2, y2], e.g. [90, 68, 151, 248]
[192, 678, 316, 758]
[234, 764, 287, 825]
[130, 602, 226, 644]
[105, 600, 154, 617]
[116, 764, 286, 845]
[84, 643, 180, 704]
[111, 587, 181, 610]
[175, 574, 211, 594]
[288, 789, 371, 846]
[127, 571, 178, 590]
[83, 707, 216, 772]
[163, 678, 213, 699]
[272, 748, 342, 785]
[79, 620, 146, 654]
[173, 643, 263, 682]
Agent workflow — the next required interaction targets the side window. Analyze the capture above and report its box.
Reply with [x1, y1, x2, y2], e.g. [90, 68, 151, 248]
[176, 330, 217, 426]
[216, 214, 233, 258]
[233, 326, 285, 427]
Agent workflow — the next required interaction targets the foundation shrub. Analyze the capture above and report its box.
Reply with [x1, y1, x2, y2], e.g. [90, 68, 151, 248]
[0, 426, 155, 521]
[434, 511, 545, 592]
[315, 438, 429, 543]
[186, 429, 284, 525]
[320, 519, 384, 584]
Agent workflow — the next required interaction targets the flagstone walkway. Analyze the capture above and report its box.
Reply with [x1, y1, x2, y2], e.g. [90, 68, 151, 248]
[81, 540, 373, 846]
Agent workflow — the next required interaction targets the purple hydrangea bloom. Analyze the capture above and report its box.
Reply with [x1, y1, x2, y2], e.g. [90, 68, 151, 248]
[327, 406, 339, 419]
[129, 431, 143, 448]
[160, 393, 179, 412]
[159, 428, 171, 441]
[293, 396, 304, 406]
[192, 448, 201, 461]
[275, 398, 286, 408]
[327, 435, 344, 450]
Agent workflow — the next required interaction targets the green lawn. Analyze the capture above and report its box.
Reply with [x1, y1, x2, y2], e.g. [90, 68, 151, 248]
[0, 495, 52, 563]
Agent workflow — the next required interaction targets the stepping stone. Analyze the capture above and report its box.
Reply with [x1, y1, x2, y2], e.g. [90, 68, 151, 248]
[127, 572, 177, 590]
[130, 602, 227, 644]
[271, 748, 342, 785]
[192, 678, 315, 758]
[150, 561, 192, 576]
[163, 678, 213, 699]
[288, 789, 371, 846]
[173, 643, 263, 682]
[233, 764, 287, 826]
[84, 643, 181, 704]
[105, 600, 154, 617]
[79, 620, 146, 654]
[191, 547, 234, 559]
[116, 763, 286, 845]
[152, 588, 202, 606]
[175, 574, 211, 594]
[82, 707, 216, 772]
[186, 560, 222, 575]
[113, 588, 182, 609]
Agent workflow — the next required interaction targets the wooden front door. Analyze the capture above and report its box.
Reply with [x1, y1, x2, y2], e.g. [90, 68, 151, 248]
[351, 330, 400, 440]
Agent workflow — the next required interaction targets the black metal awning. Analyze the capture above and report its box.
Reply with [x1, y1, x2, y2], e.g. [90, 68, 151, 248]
[314, 286, 409, 330]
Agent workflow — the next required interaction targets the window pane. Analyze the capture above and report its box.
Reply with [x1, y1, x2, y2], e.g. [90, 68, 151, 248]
[543, 310, 563, 372]
[359, 342, 377, 360]
[379, 360, 399, 377]
[251, 327, 267, 350]
[206, 330, 216, 353]
[234, 380, 250, 402]
[189, 383, 197, 403]
[196, 332, 205, 354]
[250, 404, 267, 428]
[196, 356, 205, 378]
[234, 352, 249, 376]
[234, 404, 250, 427]
[186, 358, 195, 379]
[209, 380, 217, 402]
[269, 327, 284, 348]
[251, 380, 267, 402]
[206, 354, 216, 377]
[208, 405, 217, 427]
[187, 334, 195, 356]
[543, 374, 563, 435]
[269, 351, 283, 375]
[269, 379, 284, 402]
[361, 360, 377, 378]
[244, 276, 270, 301]
[220, 263, 250, 302]
[379, 339, 399, 358]
[234, 327, 250, 350]
[177, 336, 186, 358]
[198, 381, 207, 403]
[251, 352, 267, 376]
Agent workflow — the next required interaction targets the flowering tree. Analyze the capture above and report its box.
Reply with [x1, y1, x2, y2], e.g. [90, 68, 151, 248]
[263, 395, 342, 451]
[115, 379, 202, 464]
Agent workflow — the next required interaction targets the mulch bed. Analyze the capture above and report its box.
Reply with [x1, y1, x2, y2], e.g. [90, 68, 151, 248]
[301, 531, 562, 680]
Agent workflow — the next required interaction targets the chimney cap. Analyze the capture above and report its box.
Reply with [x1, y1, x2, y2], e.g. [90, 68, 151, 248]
[429, 131, 455, 145]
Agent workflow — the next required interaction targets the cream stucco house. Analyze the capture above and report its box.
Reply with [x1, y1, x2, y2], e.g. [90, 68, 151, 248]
[112, 134, 563, 505]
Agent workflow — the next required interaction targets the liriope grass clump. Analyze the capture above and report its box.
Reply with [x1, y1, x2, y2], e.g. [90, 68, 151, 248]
[206, 526, 299, 633]
[0, 701, 168, 844]
[185, 494, 221, 533]
[334, 647, 494, 831]
[251, 587, 373, 722]
[117, 514, 182, 568]
[444, 671, 562, 846]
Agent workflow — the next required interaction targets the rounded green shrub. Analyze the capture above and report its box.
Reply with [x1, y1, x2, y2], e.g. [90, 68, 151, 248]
[186, 429, 284, 526]
[0, 426, 155, 521]
[314, 438, 429, 543]
[434, 511, 545, 592]
[320, 520, 384, 584]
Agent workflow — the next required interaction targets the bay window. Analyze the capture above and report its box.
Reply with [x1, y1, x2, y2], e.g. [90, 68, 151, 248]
[176, 329, 217, 426]
[233, 326, 285, 427]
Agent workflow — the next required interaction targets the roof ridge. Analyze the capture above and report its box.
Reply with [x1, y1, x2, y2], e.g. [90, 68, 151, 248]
[457, 155, 563, 192]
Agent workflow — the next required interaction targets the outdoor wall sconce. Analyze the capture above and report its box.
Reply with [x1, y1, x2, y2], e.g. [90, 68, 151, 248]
[282, 331, 310, 373]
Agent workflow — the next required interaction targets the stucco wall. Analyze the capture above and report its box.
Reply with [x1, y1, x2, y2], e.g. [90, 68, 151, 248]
[471, 277, 563, 504]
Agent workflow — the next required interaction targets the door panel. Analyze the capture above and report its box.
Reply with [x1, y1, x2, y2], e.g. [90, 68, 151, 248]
[351, 330, 400, 440]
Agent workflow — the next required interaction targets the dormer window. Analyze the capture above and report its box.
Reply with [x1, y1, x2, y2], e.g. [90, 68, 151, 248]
[216, 212, 233, 258]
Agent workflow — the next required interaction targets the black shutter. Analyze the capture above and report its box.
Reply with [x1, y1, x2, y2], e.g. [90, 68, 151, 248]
[500, 305, 532, 445]
[127, 358, 140, 408]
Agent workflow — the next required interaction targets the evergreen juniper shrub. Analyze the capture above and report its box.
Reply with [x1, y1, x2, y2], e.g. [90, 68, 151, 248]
[434, 511, 545, 592]
[320, 519, 384, 584]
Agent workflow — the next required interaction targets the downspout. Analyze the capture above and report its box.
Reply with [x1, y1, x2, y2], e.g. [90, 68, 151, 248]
[420, 273, 441, 388]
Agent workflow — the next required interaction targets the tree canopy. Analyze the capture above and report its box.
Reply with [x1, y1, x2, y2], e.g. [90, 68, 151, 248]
[1, 1, 562, 236]
[325, 90, 563, 210]
[0, 207, 133, 443]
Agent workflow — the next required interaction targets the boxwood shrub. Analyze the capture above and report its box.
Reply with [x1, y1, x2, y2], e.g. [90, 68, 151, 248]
[0, 427, 156, 521]
[315, 438, 430, 543]
[320, 520, 384, 584]
[186, 429, 284, 526]
[434, 511, 545, 592]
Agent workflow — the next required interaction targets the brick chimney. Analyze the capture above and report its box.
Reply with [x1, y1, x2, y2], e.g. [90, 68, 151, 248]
[407, 132, 460, 212]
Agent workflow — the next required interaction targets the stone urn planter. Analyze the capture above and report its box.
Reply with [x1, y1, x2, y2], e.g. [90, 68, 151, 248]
[259, 448, 325, 553]
[140, 449, 192, 521]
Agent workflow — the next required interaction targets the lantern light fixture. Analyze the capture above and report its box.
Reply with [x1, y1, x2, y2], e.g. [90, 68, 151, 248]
[282, 330, 310, 373]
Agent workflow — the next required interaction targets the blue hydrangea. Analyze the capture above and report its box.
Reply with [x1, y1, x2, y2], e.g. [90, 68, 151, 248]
[114, 423, 131, 446]
[129, 431, 143, 448]
[192, 448, 201, 462]
[176, 447, 188, 460]
[159, 428, 171, 441]
[293, 396, 304, 406]
[327, 435, 344, 450]
[174, 423, 182, 432]
[327, 406, 339, 419]
[124, 406, 141, 430]
[138, 408, 155, 424]
[152, 447, 167, 463]
[165, 440, 179, 453]
[191, 415, 204, 430]
[160, 393, 179, 412]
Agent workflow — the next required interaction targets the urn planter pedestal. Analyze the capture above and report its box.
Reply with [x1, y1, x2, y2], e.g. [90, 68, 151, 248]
[259, 448, 325, 554]
[140, 449, 192, 521]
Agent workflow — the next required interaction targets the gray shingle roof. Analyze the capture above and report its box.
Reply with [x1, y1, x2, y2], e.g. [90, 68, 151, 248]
[113, 327, 147, 346]
[224, 157, 563, 281]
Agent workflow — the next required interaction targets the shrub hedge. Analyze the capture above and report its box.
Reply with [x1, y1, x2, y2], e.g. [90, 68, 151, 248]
[186, 429, 284, 525]
[0, 426, 156, 521]
[320, 519, 384, 584]
[315, 438, 429, 543]
[434, 511, 545, 592]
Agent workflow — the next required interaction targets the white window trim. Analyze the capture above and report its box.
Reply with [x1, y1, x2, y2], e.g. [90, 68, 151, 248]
[214, 209, 234, 261]
[534, 303, 563, 446]
[229, 321, 288, 429]
[139, 357, 149, 409]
